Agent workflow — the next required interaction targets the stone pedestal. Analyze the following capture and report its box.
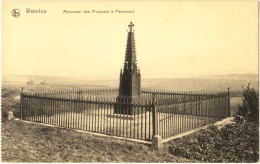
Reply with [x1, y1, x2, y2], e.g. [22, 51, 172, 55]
[152, 135, 163, 150]
[7, 111, 13, 121]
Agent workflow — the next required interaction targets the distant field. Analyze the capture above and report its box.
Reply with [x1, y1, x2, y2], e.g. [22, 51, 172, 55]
[2, 78, 245, 117]
[2, 74, 255, 119]
[3, 74, 258, 97]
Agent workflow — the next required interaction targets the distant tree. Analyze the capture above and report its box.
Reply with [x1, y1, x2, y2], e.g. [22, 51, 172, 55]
[236, 83, 259, 122]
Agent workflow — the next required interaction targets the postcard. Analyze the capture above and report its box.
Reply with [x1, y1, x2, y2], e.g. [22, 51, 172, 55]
[2, 0, 258, 162]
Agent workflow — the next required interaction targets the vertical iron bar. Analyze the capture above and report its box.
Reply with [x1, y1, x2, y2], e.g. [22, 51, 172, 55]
[119, 99, 122, 137]
[126, 98, 129, 138]
[69, 96, 74, 128]
[83, 98, 87, 131]
[148, 99, 151, 140]
[109, 99, 111, 135]
[122, 101, 125, 137]
[97, 98, 100, 133]
[137, 104, 139, 139]
[53, 95, 56, 125]
[152, 97, 157, 136]
[91, 101, 94, 132]
[133, 103, 135, 138]
[59, 91, 63, 126]
[100, 98, 103, 133]
[65, 91, 67, 127]
[20, 87, 24, 119]
[112, 99, 115, 136]
[94, 98, 97, 132]
[51, 96, 54, 125]
[141, 103, 143, 140]
[43, 94, 46, 124]
[48, 95, 50, 125]
[228, 88, 231, 117]
[55, 93, 58, 126]
[144, 102, 147, 140]
[104, 100, 107, 134]
[29, 96, 32, 121]
[25, 96, 28, 121]
[35, 95, 38, 122]
[89, 102, 94, 131]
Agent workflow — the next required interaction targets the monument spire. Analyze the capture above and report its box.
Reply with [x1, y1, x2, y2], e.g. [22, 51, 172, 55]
[120, 22, 140, 98]
[115, 22, 142, 115]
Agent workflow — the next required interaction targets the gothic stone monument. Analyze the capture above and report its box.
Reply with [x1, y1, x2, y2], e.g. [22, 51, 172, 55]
[114, 22, 145, 115]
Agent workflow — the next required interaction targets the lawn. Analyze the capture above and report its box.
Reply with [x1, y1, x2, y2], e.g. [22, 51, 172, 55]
[1, 120, 198, 162]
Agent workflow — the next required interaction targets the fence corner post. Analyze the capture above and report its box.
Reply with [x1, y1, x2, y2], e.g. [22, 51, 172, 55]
[152, 93, 162, 150]
[20, 87, 24, 119]
[227, 88, 231, 117]
[152, 93, 158, 136]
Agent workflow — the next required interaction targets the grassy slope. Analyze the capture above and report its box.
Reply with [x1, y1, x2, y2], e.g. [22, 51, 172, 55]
[1, 120, 198, 162]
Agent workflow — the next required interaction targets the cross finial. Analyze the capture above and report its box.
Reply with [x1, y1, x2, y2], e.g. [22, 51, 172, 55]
[128, 22, 134, 31]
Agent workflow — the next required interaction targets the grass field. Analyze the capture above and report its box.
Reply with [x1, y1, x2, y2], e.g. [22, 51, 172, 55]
[1, 120, 199, 162]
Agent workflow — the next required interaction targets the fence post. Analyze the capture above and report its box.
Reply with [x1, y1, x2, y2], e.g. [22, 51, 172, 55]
[227, 88, 231, 117]
[152, 93, 162, 150]
[20, 87, 24, 119]
[152, 94, 157, 136]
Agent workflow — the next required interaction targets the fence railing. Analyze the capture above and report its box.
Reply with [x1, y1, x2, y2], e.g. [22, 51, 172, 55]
[20, 88, 230, 142]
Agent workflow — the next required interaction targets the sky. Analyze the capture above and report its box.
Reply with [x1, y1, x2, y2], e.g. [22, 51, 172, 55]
[2, 0, 258, 79]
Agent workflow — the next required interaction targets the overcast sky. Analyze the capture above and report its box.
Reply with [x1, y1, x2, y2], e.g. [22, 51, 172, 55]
[2, 0, 258, 79]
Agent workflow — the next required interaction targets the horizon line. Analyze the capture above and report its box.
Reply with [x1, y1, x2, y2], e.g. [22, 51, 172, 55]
[2, 72, 259, 79]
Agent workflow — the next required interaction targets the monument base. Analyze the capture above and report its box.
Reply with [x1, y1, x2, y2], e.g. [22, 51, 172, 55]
[114, 97, 146, 115]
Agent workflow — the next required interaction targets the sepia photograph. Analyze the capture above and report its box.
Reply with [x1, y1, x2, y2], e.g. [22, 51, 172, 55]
[1, 0, 259, 162]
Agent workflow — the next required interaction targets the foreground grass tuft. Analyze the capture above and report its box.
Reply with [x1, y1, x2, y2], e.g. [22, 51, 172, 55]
[2, 120, 196, 162]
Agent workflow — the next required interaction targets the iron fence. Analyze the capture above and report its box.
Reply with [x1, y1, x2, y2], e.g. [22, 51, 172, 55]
[20, 88, 230, 141]
[155, 95, 230, 139]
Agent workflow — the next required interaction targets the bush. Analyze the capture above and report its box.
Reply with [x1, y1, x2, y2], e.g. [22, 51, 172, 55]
[1, 97, 20, 121]
[2, 88, 20, 99]
[169, 123, 259, 162]
[235, 84, 259, 122]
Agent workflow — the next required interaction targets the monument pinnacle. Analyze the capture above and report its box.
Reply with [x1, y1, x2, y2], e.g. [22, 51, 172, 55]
[124, 22, 139, 75]
[128, 22, 134, 32]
